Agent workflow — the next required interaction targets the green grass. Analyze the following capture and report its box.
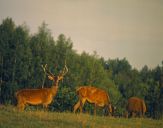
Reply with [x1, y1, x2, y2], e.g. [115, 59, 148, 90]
[0, 105, 162, 128]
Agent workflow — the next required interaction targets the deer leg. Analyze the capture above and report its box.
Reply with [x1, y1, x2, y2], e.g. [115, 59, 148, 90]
[17, 103, 25, 111]
[43, 104, 48, 111]
[103, 106, 108, 116]
[73, 100, 80, 113]
[142, 112, 145, 118]
[94, 104, 97, 116]
[17, 98, 25, 111]
[131, 112, 135, 117]
[128, 111, 132, 118]
[80, 98, 86, 113]
[107, 104, 112, 116]
[124, 111, 128, 118]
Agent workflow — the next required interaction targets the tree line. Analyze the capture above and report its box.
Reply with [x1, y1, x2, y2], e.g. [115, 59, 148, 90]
[0, 18, 163, 119]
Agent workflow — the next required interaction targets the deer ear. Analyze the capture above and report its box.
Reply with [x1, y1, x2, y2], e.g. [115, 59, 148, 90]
[48, 75, 54, 80]
[58, 76, 63, 81]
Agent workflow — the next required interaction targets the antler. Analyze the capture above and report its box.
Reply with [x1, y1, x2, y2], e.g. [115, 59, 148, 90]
[41, 64, 47, 74]
[59, 61, 68, 77]
[41, 64, 55, 77]
[42, 62, 68, 82]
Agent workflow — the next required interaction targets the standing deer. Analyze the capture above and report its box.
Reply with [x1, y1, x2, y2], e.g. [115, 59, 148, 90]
[15, 63, 68, 111]
[73, 86, 112, 116]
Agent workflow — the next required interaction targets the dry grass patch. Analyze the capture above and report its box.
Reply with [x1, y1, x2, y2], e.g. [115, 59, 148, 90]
[0, 105, 163, 128]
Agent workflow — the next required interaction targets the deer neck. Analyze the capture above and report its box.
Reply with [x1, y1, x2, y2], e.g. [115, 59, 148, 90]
[51, 81, 59, 96]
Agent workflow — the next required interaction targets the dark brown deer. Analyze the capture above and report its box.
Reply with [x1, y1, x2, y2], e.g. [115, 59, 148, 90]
[126, 97, 147, 117]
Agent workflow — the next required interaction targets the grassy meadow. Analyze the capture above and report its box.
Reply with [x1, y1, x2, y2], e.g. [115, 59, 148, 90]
[0, 105, 162, 128]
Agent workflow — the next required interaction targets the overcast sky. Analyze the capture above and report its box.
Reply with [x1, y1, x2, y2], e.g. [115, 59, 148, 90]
[0, 0, 163, 69]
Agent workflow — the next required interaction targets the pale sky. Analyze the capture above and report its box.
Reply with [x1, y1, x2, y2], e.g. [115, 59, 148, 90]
[0, 0, 163, 69]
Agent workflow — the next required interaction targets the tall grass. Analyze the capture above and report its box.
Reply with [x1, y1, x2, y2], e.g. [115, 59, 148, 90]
[0, 105, 162, 128]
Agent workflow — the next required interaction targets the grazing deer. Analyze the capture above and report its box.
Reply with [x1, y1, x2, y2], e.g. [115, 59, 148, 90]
[126, 97, 146, 118]
[15, 63, 68, 111]
[73, 86, 112, 116]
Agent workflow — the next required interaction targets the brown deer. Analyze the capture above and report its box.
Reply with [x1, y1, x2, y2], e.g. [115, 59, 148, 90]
[126, 97, 147, 118]
[15, 63, 68, 111]
[73, 86, 112, 116]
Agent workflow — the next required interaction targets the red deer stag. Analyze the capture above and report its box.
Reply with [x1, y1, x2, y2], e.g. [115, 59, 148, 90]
[126, 97, 146, 117]
[73, 86, 112, 116]
[15, 63, 68, 111]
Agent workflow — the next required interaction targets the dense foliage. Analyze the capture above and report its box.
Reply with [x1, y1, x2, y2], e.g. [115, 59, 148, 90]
[0, 18, 162, 119]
